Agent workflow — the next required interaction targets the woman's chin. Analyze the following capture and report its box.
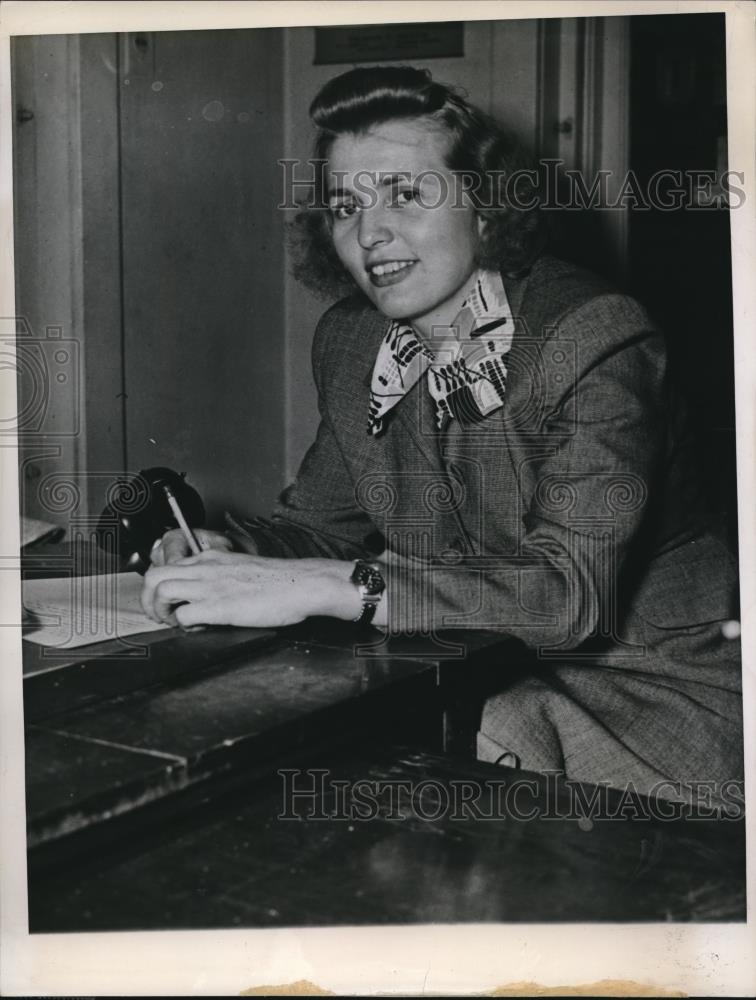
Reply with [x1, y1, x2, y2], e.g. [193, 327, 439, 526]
[368, 285, 425, 321]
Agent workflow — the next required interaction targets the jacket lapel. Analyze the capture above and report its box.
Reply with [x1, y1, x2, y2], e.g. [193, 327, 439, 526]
[359, 316, 444, 470]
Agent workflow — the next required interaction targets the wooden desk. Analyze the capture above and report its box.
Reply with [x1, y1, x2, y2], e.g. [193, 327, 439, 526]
[29, 745, 746, 930]
[24, 622, 462, 854]
[22, 554, 745, 931]
[23, 581, 516, 855]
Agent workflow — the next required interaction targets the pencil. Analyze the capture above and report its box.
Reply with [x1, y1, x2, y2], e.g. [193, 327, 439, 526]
[161, 484, 202, 555]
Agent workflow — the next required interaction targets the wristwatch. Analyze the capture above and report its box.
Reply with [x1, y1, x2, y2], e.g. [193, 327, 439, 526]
[350, 560, 386, 627]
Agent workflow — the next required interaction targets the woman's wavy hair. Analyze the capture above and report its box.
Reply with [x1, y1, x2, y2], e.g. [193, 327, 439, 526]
[288, 65, 547, 300]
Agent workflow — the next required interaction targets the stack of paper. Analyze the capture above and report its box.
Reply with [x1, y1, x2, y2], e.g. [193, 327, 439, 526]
[22, 573, 170, 649]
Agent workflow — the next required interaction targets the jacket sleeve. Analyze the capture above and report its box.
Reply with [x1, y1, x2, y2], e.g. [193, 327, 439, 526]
[226, 304, 382, 561]
[381, 293, 670, 651]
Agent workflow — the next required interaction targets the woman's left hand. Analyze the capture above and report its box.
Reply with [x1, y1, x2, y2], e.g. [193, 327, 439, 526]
[140, 550, 361, 628]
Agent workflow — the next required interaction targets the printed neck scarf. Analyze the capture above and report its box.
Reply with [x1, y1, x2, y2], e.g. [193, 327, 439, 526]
[367, 269, 514, 436]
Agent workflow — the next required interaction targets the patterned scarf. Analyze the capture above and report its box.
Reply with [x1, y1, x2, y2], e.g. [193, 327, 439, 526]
[367, 269, 514, 435]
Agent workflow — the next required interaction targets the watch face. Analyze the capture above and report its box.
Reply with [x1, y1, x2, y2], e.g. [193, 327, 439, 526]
[352, 560, 385, 595]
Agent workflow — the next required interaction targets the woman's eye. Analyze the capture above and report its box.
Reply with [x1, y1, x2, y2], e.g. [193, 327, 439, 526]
[330, 202, 359, 220]
[392, 188, 421, 207]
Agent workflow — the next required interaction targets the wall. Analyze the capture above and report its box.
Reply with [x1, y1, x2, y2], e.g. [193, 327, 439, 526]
[12, 29, 288, 530]
[11, 34, 88, 526]
[118, 28, 286, 524]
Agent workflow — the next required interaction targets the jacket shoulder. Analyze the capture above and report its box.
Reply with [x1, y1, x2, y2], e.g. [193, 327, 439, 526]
[311, 293, 386, 380]
[515, 254, 656, 348]
[516, 255, 614, 329]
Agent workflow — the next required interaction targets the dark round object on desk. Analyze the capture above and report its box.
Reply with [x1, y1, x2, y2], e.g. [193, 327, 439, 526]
[96, 466, 205, 574]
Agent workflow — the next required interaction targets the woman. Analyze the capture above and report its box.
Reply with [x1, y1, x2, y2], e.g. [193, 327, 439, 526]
[142, 66, 743, 806]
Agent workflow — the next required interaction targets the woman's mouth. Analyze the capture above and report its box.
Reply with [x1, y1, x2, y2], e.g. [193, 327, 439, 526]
[367, 260, 417, 287]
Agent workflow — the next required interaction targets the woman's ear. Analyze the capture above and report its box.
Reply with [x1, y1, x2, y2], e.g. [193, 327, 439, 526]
[476, 213, 489, 239]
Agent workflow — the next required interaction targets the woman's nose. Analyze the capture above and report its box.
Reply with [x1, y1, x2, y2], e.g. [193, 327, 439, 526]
[357, 205, 393, 249]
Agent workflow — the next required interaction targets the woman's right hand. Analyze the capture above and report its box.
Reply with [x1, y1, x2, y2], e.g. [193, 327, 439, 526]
[150, 528, 235, 566]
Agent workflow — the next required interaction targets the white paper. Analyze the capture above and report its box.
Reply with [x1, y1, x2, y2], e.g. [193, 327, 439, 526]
[22, 572, 169, 648]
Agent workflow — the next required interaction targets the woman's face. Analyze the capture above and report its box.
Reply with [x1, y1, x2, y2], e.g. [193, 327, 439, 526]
[326, 119, 485, 338]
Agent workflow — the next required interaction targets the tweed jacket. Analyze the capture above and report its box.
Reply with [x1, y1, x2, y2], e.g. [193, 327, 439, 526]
[230, 255, 741, 696]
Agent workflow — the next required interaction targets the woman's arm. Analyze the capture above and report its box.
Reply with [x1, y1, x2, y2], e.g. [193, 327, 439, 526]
[143, 294, 666, 641]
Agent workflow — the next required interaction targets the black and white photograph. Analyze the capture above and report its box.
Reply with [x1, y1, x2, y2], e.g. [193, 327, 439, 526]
[1, 1, 754, 995]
